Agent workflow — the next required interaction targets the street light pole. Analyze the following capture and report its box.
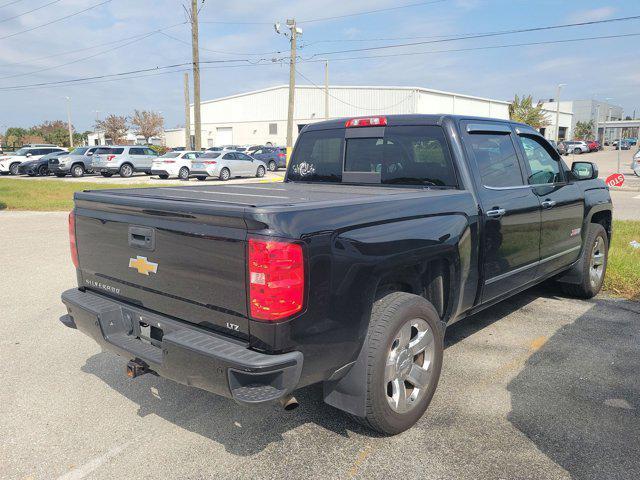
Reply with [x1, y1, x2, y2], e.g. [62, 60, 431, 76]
[324, 59, 329, 120]
[555, 83, 566, 142]
[65, 96, 73, 148]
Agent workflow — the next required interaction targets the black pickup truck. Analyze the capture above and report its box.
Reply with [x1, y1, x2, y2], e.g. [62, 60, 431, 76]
[60, 115, 612, 435]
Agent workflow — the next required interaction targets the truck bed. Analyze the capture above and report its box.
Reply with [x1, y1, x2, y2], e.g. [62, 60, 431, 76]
[78, 182, 428, 208]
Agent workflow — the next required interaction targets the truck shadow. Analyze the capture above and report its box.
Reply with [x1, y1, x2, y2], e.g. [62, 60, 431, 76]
[506, 296, 640, 479]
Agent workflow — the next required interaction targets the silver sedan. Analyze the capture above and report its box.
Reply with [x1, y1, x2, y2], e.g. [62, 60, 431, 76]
[190, 150, 267, 181]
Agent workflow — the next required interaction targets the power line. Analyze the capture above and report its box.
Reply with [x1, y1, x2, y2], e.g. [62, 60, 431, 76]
[303, 31, 640, 63]
[0, 0, 25, 8]
[0, 21, 187, 68]
[159, 31, 283, 56]
[0, 31, 157, 80]
[0, 0, 62, 23]
[199, 19, 270, 25]
[307, 14, 640, 57]
[298, 0, 446, 23]
[0, 0, 112, 40]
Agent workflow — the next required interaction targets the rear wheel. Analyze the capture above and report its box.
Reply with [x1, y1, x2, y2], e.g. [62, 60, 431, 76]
[268, 160, 277, 172]
[219, 168, 230, 181]
[354, 292, 443, 435]
[71, 164, 85, 178]
[100, 172, 113, 178]
[178, 167, 190, 180]
[119, 163, 133, 178]
[9, 162, 20, 175]
[256, 165, 266, 178]
[38, 165, 48, 176]
[560, 223, 608, 299]
[158, 174, 169, 179]
[573, 148, 582, 155]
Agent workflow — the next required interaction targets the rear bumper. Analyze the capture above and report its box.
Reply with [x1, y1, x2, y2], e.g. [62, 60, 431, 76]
[60, 288, 303, 403]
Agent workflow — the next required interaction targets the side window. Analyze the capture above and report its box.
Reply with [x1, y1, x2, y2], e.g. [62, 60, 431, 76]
[518, 136, 563, 185]
[238, 153, 252, 161]
[129, 148, 143, 155]
[465, 132, 524, 188]
[145, 148, 157, 156]
[31, 149, 44, 155]
[223, 153, 235, 160]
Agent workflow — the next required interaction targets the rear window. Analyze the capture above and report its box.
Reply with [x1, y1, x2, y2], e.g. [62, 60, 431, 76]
[161, 152, 181, 158]
[288, 125, 456, 186]
[200, 152, 221, 159]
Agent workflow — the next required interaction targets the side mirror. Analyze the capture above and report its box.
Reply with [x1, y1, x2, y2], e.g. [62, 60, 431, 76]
[26, 152, 32, 157]
[571, 161, 598, 180]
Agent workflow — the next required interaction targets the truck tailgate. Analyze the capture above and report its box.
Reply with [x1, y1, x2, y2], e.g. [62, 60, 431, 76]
[74, 192, 249, 337]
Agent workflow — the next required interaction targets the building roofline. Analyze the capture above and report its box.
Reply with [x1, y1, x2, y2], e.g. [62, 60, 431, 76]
[196, 84, 511, 107]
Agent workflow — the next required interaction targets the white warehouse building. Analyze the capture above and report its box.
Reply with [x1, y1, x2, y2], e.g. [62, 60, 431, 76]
[164, 84, 514, 149]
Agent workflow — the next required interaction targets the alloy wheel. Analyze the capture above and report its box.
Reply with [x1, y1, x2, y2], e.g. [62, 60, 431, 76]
[589, 236, 605, 288]
[385, 318, 435, 414]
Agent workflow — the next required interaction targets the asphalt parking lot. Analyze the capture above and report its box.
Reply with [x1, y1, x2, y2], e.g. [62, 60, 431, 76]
[1, 211, 638, 480]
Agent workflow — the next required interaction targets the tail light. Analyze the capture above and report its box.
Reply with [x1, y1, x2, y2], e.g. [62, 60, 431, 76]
[277, 153, 286, 159]
[248, 238, 304, 321]
[163, 160, 176, 163]
[202, 160, 217, 165]
[69, 211, 79, 268]
[106, 155, 116, 162]
[345, 116, 387, 128]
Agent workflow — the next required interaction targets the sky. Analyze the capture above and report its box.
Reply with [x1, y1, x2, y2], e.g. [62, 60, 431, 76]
[0, 0, 639, 131]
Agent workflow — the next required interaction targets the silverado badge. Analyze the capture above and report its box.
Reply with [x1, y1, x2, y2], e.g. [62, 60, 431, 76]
[128, 256, 158, 276]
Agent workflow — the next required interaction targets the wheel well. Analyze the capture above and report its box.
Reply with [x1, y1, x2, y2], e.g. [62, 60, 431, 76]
[374, 258, 451, 320]
[591, 210, 612, 241]
[71, 162, 84, 169]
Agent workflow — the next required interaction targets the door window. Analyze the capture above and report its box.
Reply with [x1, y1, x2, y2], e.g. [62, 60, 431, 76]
[129, 148, 144, 155]
[236, 153, 252, 161]
[222, 153, 235, 160]
[518, 135, 563, 185]
[144, 148, 157, 156]
[465, 132, 524, 188]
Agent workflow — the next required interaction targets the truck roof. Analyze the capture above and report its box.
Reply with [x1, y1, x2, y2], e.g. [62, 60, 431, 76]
[302, 114, 523, 132]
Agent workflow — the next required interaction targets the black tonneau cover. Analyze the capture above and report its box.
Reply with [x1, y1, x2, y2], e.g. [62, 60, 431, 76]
[82, 182, 423, 207]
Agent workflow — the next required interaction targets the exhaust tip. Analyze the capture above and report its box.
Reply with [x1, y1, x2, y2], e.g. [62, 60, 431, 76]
[280, 395, 299, 411]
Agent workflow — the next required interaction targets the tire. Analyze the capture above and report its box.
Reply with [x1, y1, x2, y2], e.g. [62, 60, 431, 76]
[268, 160, 277, 172]
[573, 148, 582, 155]
[9, 162, 20, 175]
[178, 167, 190, 180]
[119, 163, 133, 178]
[256, 165, 266, 178]
[100, 172, 113, 178]
[196, 176, 207, 181]
[354, 292, 443, 435]
[71, 164, 85, 178]
[38, 165, 49, 176]
[560, 223, 608, 299]
[219, 168, 230, 181]
[55, 173, 66, 178]
[158, 174, 169, 180]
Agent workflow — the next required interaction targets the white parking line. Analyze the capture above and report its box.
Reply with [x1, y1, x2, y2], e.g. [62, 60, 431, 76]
[634, 195, 640, 200]
[57, 443, 128, 480]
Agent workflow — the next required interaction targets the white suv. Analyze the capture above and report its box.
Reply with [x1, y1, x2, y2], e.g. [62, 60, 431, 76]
[91, 145, 159, 178]
[0, 146, 67, 175]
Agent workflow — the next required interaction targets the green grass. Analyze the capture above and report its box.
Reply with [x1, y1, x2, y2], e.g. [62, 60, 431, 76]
[605, 220, 640, 300]
[0, 178, 158, 211]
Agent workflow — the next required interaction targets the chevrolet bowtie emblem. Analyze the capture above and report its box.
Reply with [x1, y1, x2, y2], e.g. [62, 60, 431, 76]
[128, 256, 158, 276]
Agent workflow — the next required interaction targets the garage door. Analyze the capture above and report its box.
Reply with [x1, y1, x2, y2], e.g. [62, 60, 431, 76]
[216, 127, 232, 146]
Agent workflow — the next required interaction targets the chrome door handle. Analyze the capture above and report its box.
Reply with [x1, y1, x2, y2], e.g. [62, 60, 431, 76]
[541, 200, 557, 208]
[486, 208, 506, 218]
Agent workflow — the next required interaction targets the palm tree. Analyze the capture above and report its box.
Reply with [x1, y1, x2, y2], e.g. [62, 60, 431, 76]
[509, 95, 550, 129]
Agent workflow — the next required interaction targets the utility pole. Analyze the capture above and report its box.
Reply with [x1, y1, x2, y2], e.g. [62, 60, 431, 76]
[190, 0, 201, 150]
[184, 72, 191, 149]
[324, 60, 329, 119]
[594, 103, 600, 141]
[65, 96, 73, 148]
[555, 83, 566, 142]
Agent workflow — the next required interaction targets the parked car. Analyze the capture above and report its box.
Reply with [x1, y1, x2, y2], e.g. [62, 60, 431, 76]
[620, 141, 631, 150]
[631, 150, 640, 176]
[560, 140, 589, 155]
[251, 146, 287, 171]
[48, 146, 101, 178]
[0, 146, 66, 175]
[624, 138, 637, 146]
[91, 145, 159, 178]
[18, 150, 67, 176]
[190, 150, 267, 180]
[587, 140, 601, 152]
[60, 114, 611, 435]
[151, 150, 201, 180]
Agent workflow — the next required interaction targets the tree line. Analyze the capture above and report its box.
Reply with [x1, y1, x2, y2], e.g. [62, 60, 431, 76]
[1, 110, 164, 148]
